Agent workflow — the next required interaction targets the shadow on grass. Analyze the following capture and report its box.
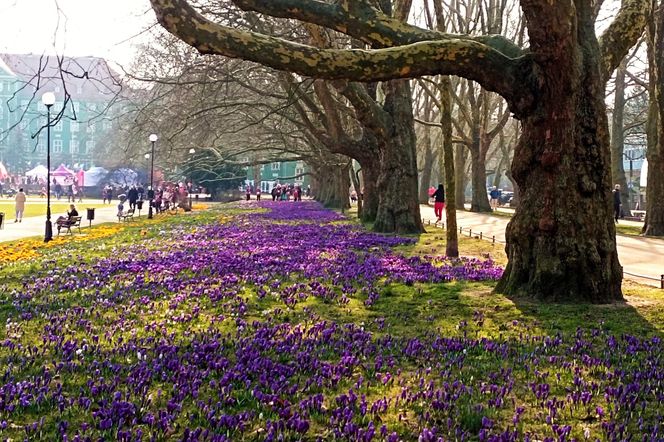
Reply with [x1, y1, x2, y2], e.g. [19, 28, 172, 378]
[503, 289, 664, 338]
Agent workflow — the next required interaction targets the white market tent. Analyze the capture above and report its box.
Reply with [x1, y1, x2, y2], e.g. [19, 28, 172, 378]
[25, 165, 48, 180]
[83, 167, 108, 187]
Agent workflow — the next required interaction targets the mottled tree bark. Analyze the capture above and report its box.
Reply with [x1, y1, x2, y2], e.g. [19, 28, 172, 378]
[643, 1, 664, 236]
[316, 163, 351, 210]
[496, 3, 623, 302]
[374, 80, 425, 233]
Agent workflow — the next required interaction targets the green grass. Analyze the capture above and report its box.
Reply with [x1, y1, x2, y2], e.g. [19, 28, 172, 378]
[0, 201, 108, 218]
[615, 224, 643, 236]
[338, 206, 663, 337]
[1, 203, 663, 440]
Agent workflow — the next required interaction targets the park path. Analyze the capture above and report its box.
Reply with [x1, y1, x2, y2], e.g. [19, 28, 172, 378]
[0, 198, 129, 242]
[420, 204, 664, 288]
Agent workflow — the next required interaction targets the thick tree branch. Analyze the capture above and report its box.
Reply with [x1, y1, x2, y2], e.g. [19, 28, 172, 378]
[598, 0, 650, 81]
[150, 0, 535, 117]
[231, 0, 523, 56]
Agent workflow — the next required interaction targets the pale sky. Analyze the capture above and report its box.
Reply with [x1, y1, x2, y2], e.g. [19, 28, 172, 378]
[0, 0, 155, 69]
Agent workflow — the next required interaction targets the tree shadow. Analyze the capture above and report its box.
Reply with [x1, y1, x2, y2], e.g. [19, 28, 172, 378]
[503, 286, 664, 338]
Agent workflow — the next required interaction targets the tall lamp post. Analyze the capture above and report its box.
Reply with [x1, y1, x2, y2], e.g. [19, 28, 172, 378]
[147, 133, 158, 219]
[42, 92, 55, 242]
[188, 148, 195, 208]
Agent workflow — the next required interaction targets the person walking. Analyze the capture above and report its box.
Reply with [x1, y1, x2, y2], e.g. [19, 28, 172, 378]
[613, 184, 622, 223]
[432, 183, 445, 223]
[54, 180, 62, 200]
[128, 186, 139, 210]
[14, 188, 27, 223]
[67, 181, 75, 202]
[489, 186, 501, 210]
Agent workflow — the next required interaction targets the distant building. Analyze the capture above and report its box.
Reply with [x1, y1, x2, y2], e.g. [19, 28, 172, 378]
[246, 160, 310, 192]
[0, 54, 121, 173]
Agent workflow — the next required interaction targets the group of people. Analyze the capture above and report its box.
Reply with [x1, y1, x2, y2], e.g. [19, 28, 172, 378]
[50, 178, 84, 202]
[270, 184, 305, 201]
[116, 182, 192, 216]
[152, 183, 190, 213]
[244, 184, 309, 201]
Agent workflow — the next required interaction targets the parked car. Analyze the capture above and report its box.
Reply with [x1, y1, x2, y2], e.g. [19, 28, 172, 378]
[499, 192, 513, 205]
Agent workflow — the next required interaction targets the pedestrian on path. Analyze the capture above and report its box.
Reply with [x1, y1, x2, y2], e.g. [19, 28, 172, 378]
[613, 184, 622, 223]
[432, 183, 445, 223]
[489, 186, 501, 210]
[14, 188, 26, 223]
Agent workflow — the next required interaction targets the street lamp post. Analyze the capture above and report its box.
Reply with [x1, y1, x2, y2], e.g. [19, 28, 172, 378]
[42, 92, 55, 243]
[188, 148, 195, 209]
[147, 134, 158, 219]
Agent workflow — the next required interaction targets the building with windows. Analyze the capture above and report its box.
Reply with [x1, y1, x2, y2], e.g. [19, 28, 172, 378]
[0, 54, 120, 174]
[246, 160, 310, 192]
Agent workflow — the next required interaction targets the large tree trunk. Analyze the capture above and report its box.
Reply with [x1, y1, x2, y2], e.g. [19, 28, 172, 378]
[317, 164, 351, 210]
[610, 59, 630, 209]
[496, 7, 622, 302]
[643, 1, 664, 236]
[373, 80, 424, 233]
[470, 148, 492, 212]
[360, 162, 379, 222]
[454, 145, 467, 209]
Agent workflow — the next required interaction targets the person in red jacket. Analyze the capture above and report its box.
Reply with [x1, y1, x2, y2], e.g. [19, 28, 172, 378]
[432, 183, 445, 223]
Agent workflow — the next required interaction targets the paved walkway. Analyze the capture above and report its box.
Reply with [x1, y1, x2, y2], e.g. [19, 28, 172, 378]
[420, 204, 664, 288]
[0, 199, 129, 242]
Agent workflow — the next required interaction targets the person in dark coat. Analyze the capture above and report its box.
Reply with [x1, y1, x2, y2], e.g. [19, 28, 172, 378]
[613, 184, 622, 223]
[432, 183, 445, 223]
[127, 186, 139, 209]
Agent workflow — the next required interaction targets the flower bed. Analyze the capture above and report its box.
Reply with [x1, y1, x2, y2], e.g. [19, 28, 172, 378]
[0, 201, 661, 441]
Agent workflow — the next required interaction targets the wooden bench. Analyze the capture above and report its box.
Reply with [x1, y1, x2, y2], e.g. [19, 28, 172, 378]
[118, 208, 135, 222]
[56, 216, 82, 235]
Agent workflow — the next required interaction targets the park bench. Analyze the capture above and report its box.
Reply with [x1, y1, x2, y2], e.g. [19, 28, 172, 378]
[118, 208, 135, 222]
[56, 216, 82, 235]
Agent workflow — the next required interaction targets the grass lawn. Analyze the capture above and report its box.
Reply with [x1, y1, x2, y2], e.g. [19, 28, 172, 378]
[0, 200, 108, 218]
[0, 201, 662, 441]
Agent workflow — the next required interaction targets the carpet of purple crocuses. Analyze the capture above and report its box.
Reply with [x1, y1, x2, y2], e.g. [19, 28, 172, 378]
[0, 201, 662, 441]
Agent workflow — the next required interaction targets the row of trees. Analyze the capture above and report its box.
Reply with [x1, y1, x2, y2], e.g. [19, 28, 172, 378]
[128, 0, 664, 303]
